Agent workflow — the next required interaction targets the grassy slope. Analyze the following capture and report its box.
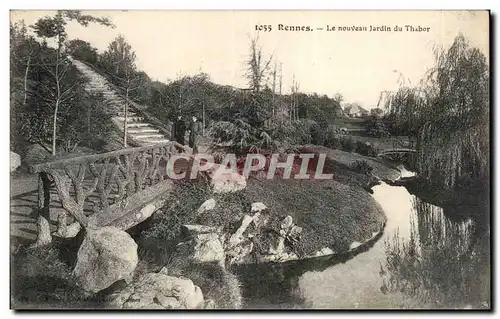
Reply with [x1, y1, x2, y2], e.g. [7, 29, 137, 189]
[142, 147, 399, 258]
[244, 178, 386, 255]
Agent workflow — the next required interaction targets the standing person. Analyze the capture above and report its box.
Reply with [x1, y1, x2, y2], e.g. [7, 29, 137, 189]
[176, 115, 187, 145]
[189, 116, 202, 154]
[172, 115, 186, 145]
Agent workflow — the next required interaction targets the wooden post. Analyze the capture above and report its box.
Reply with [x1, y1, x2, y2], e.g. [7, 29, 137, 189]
[34, 172, 52, 247]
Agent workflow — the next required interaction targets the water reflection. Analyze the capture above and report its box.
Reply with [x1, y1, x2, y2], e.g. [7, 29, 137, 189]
[381, 198, 490, 309]
[236, 181, 490, 309]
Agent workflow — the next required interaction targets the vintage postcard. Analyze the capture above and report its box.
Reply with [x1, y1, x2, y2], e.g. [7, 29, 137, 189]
[9, 10, 490, 310]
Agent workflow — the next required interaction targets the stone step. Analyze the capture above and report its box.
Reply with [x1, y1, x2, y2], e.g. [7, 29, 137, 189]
[116, 112, 137, 117]
[127, 122, 151, 128]
[107, 99, 124, 105]
[127, 127, 160, 134]
[115, 116, 144, 122]
[143, 138, 170, 144]
[133, 134, 165, 140]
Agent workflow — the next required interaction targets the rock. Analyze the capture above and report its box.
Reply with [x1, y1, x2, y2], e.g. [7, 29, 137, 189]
[228, 215, 254, 247]
[181, 233, 225, 264]
[227, 240, 254, 265]
[251, 202, 267, 213]
[276, 252, 298, 262]
[269, 236, 285, 255]
[204, 299, 216, 309]
[53, 222, 82, 238]
[314, 247, 335, 257]
[251, 212, 261, 226]
[10, 151, 21, 172]
[73, 226, 138, 293]
[289, 225, 303, 238]
[108, 268, 204, 309]
[197, 198, 216, 214]
[280, 215, 293, 229]
[208, 164, 247, 194]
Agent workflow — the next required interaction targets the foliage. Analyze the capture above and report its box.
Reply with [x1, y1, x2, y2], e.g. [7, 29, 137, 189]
[349, 159, 374, 174]
[11, 244, 88, 307]
[323, 126, 342, 149]
[382, 200, 490, 308]
[355, 141, 377, 157]
[365, 118, 391, 138]
[296, 92, 343, 123]
[340, 136, 357, 152]
[26, 11, 114, 156]
[10, 18, 115, 156]
[381, 35, 489, 190]
[209, 119, 276, 155]
[66, 39, 98, 64]
[370, 107, 384, 117]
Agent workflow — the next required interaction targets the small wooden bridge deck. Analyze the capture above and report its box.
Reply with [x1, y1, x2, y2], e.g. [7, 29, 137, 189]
[377, 148, 417, 157]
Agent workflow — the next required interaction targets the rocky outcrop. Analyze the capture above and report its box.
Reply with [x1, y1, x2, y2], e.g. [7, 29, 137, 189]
[178, 225, 225, 265]
[206, 164, 247, 194]
[108, 267, 205, 309]
[225, 212, 262, 265]
[178, 200, 382, 266]
[197, 198, 216, 214]
[73, 227, 138, 293]
[260, 215, 301, 262]
[251, 202, 267, 213]
[10, 151, 21, 172]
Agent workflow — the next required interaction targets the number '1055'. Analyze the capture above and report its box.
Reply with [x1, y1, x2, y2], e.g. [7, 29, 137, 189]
[255, 25, 272, 32]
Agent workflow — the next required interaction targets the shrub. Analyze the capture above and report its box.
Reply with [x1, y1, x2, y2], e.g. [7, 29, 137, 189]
[340, 136, 357, 152]
[350, 160, 374, 174]
[365, 120, 391, 138]
[309, 121, 325, 145]
[269, 120, 312, 146]
[11, 245, 88, 308]
[356, 141, 377, 157]
[210, 119, 277, 155]
[323, 126, 342, 149]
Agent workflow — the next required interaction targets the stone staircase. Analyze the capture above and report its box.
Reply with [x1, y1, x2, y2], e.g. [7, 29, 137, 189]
[69, 57, 170, 146]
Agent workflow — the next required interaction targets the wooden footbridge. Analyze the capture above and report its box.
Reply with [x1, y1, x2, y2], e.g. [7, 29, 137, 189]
[29, 141, 192, 246]
[377, 148, 417, 157]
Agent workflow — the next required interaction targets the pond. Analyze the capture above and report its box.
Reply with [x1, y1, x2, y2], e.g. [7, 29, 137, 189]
[235, 169, 490, 309]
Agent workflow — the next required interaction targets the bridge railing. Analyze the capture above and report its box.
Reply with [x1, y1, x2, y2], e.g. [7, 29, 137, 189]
[29, 141, 188, 244]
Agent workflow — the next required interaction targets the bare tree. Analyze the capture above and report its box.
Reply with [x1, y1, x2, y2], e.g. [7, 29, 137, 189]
[101, 35, 145, 147]
[270, 60, 278, 119]
[245, 35, 274, 93]
[290, 74, 300, 121]
[121, 66, 144, 147]
[333, 92, 344, 106]
[31, 10, 113, 156]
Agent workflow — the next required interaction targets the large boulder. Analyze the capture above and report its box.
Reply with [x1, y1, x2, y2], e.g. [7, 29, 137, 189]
[178, 225, 225, 264]
[10, 151, 21, 172]
[73, 226, 138, 293]
[206, 164, 246, 194]
[108, 267, 204, 309]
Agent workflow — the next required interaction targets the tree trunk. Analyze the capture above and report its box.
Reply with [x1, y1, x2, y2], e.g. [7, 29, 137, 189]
[52, 37, 61, 157]
[123, 86, 129, 147]
[33, 173, 52, 247]
[23, 55, 31, 106]
[52, 99, 60, 156]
